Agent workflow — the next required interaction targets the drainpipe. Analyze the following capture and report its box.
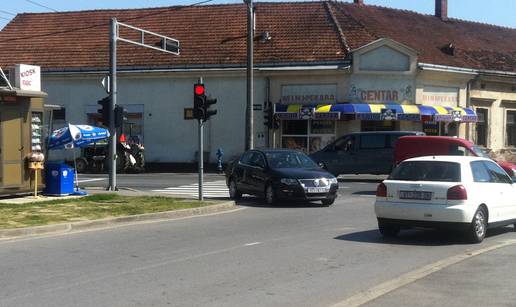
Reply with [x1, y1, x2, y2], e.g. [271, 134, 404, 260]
[466, 79, 472, 141]
[265, 76, 271, 147]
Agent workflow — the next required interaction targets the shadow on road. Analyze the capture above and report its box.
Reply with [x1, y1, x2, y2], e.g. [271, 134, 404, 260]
[235, 198, 327, 208]
[338, 178, 383, 183]
[335, 227, 515, 246]
[352, 191, 376, 196]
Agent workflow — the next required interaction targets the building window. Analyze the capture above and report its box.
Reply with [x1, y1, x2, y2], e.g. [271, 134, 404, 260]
[507, 110, 516, 147]
[361, 120, 397, 132]
[281, 120, 335, 153]
[476, 108, 488, 147]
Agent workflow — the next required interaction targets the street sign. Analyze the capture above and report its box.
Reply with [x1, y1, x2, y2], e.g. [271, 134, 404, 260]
[184, 108, 194, 120]
[101, 76, 110, 93]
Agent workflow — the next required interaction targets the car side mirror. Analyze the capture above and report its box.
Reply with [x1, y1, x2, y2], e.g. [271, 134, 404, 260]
[318, 162, 326, 169]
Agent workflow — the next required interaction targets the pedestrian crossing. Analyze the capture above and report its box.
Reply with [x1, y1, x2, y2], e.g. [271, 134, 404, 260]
[152, 180, 230, 199]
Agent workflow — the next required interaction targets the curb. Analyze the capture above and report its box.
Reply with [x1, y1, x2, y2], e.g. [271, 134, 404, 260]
[0, 201, 236, 240]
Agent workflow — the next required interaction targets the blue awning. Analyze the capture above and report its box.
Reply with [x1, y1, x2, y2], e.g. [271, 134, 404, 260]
[274, 103, 477, 122]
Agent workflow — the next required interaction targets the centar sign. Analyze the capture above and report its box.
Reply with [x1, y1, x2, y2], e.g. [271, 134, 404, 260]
[15, 64, 41, 91]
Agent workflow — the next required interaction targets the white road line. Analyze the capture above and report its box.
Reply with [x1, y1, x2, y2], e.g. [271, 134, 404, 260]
[244, 242, 262, 246]
[77, 178, 107, 183]
[331, 239, 516, 307]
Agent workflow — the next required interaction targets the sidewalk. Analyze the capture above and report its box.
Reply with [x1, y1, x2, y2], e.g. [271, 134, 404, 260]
[363, 240, 516, 307]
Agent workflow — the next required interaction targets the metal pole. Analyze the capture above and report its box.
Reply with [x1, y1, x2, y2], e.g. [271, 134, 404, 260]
[198, 119, 204, 201]
[109, 17, 118, 191]
[245, 0, 254, 150]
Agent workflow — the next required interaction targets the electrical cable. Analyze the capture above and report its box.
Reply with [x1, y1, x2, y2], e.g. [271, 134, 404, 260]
[0, 0, 215, 43]
[24, 0, 58, 12]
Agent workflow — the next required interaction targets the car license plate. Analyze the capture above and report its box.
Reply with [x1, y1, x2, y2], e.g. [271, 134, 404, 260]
[399, 190, 432, 200]
[307, 187, 328, 193]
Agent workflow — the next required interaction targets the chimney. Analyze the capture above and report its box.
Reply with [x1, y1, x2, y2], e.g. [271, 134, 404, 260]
[435, 0, 448, 20]
[354, 0, 364, 5]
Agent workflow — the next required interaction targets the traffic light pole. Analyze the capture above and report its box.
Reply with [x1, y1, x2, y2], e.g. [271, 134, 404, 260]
[245, 0, 254, 150]
[198, 119, 204, 201]
[107, 17, 179, 191]
[108, 17, 117, 191]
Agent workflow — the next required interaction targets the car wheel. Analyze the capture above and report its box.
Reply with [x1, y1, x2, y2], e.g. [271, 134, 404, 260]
[265, 184, 276, 206]
[467, 207, 487, 243]
[321, 198, 335, 206]
[378, 221, 400, 237]
[228, 178, 242, 200]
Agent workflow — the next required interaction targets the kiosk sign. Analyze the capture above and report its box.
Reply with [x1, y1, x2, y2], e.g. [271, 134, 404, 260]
[15, 64, 41, 91]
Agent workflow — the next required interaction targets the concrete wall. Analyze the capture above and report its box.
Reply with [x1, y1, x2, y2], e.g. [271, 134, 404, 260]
[43, 72, 265, 163]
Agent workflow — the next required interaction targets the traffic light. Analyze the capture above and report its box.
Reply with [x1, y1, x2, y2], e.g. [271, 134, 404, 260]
[264, 106, 273, 129]
[97, 96, 110, 126]
[203, 97, 217, 121]
[193, 83, 205, 120]
[114, 105, 127, 129]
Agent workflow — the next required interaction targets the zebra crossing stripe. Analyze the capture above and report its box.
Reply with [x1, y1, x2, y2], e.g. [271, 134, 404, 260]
[152, 180, 230, 199]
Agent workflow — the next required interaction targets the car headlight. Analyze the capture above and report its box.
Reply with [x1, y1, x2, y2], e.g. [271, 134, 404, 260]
[328, 177, 338, 184]
[280, 178, 298, 185]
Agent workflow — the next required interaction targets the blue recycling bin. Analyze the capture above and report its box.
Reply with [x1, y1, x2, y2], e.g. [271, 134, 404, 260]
[44, 162, 75, 196]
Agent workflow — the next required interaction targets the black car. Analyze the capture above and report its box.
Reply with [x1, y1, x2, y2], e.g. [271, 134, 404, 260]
[225, 148, 338, 206]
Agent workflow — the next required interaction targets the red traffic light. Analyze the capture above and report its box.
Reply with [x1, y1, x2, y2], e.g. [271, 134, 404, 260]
[194, 84, 205, 96]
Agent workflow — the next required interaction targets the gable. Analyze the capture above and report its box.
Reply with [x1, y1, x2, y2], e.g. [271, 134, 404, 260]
[352, 38, 417, 75]
[359, 46, 409, 71]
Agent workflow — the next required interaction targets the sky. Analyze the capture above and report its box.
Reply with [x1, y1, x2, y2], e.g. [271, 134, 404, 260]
[1, 0, 515, 30]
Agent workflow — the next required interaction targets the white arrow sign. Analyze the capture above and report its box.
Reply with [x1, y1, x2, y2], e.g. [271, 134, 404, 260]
[101, 76, 110, 94]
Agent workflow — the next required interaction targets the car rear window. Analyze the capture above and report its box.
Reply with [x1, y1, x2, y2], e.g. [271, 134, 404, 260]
[389, 161, 461, 182]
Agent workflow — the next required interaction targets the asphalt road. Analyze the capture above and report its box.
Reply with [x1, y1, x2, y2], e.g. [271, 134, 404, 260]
[2, 176, 516, 306]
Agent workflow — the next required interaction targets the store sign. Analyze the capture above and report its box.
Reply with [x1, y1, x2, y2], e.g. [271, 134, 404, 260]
[314, 112, 340, 120]
[15, 64, 41, 91]
[422, 86, 459, 107]
[381, 108, 397, 121]
[281, 84, 337, 105]
[348, 78, 414, 104]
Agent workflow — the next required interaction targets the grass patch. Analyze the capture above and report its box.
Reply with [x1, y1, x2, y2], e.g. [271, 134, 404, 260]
[0, 194, 217, 229]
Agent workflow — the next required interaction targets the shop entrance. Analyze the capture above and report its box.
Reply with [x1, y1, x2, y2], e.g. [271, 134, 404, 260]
[281, 120, 336, 153]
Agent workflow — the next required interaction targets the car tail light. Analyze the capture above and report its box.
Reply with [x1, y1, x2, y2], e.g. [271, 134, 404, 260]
[376, 183, 387, 197]
[447, 185, 467, 200]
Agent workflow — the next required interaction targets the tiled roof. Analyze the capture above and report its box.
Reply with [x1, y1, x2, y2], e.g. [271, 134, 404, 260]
[332, 2, 516, 72]
[0, 2, 344, 71]
[0, 1, 515, 73]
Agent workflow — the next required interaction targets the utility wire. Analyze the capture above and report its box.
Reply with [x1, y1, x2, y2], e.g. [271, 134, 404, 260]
[0, 10, 16, 16]
[0, 0, 215, 43]
[0, 16, 11, 21]
[24, 0, 58, 12]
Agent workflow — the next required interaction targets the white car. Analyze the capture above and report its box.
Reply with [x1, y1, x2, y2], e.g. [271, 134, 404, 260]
[375, 156, 516, 243]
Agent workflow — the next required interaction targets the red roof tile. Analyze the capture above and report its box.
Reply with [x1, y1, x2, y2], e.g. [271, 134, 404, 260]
[0, 3, 344, 71]
[0, 2, 515, 73]
[332, 2, 516, 72]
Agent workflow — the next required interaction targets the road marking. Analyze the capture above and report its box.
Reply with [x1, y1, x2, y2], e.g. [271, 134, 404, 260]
[77, 178, 107, 183]
[244, 242, 262, 246]
[152, 180, 229, 198]
[331, 239, 516, 307]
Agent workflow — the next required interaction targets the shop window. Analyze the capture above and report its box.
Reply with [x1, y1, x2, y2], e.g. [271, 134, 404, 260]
[422, 121, 439, 136]
[361, 120, 397, 132]
[281, 120, 335, 153]
[282, 120, 307, 135]
[507, 111, 516, 147]
[476, 108, 488, 146]
[53, 108, 65, 121]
